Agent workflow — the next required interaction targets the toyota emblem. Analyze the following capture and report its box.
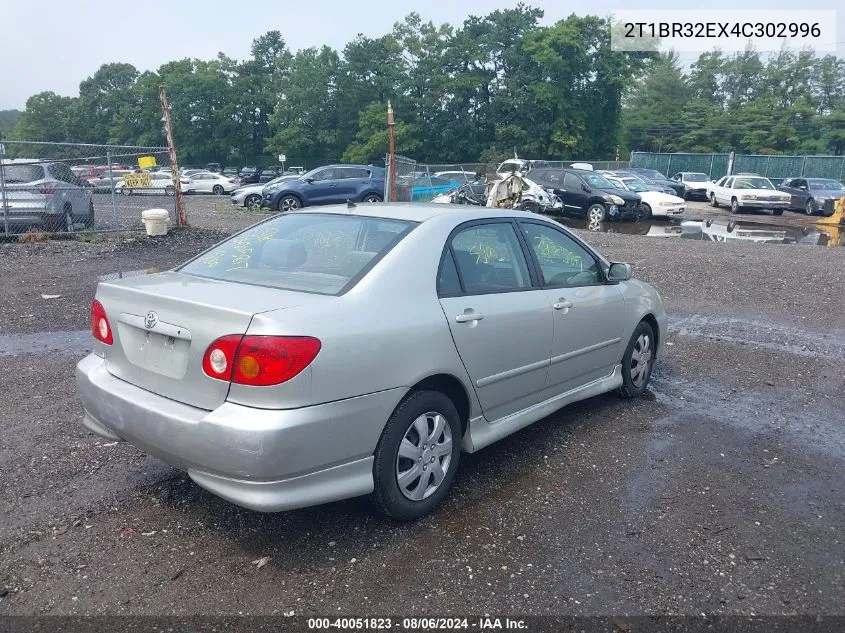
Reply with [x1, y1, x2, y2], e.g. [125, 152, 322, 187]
[144, 311, 159, 329]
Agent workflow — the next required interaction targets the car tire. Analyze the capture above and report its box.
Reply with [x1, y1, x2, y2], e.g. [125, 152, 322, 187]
[618, 320, 656, 399]
[245, 194, 262, 209]
[805, 199, 816, 215]
[517, 200, 541, 214]
[212, 185, 224, 195]
[709, 193, 719, 208]
[121, 187, 131, 196]
[772, 208, 784, 216]
[165, 185, 175, 197]
[83, 200, 95, 229]
[362, 193, 383, 203]
[371, 390, 462, 521]
[730, 198, 740, 214]
[638, 204, 652, 220]
[278, 195, 301, 212]
[587, 203, 606, 223]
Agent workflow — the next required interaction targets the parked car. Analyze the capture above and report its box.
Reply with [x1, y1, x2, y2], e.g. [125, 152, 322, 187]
[495, 158, 552, 178]
[0, 160, 94, 232]
[433, 170, 479, 183]
[230, 175, 300, 209]
[601, 171, 678, 196]
[262, 165, 385, 211]
[222, 167, 241, 178]
[603, 176, 685, 219]
[619, 168, 686, 197]
[777, 177, 843, 216]
[75, 205, 667, 519]
[87, 170, 133, 193]
[205, 163, 221, 173]
[484, 173, 561, 213]
[706, 175, 790, 215]
[183, 172, 241, 195]
[670, 172, 711, 200]
[181, 169, 206, 178]
[528, 168, 641, 222]
[115, 172, 178, 196]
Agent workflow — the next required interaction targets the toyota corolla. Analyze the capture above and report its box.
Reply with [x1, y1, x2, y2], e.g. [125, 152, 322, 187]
[76, 205, 667, 520]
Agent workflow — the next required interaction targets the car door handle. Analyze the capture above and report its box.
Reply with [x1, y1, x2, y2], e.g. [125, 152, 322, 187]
[553, 300, 574, 311]
[455, 311, 484, 323]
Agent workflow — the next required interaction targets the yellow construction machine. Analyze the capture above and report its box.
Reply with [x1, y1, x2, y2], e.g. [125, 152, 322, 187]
[817, 195, 845, 247]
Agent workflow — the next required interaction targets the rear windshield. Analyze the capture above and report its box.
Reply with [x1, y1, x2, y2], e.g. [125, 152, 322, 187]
[179, 213, 417, 295]
[1, 164, 45, 183]
[685, 173, 709, 182]
[807, 179, 844, 190]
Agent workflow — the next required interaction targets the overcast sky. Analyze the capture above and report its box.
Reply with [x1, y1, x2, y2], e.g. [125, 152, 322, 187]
[1, 0, 842, 109]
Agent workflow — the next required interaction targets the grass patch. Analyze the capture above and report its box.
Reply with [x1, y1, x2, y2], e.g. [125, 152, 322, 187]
[76, 228, 104, 243]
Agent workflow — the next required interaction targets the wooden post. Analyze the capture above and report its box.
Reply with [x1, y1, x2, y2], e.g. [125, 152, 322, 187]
[159, 86, 187, 227]
[387, 100, 396, 203]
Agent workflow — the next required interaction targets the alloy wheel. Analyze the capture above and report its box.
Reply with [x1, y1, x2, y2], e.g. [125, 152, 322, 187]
[630, 333, 652, 388]
[395, 411, 453, 501]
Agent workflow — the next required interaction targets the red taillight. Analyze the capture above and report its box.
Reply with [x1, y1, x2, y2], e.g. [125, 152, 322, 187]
[90, 300, 113, 345]
[202, 335, 321, 386]
[38, 183, 58, 194]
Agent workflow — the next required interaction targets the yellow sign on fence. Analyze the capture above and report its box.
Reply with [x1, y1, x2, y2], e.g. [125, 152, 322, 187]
[138, 156, 157, 169]
[123, 173, 153, 188]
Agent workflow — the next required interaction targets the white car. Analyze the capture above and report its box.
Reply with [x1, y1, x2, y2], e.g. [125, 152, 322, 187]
[183, 172, 241, 195]
[485, 173, 560, 213]
[604, 176, 685, 219]
[114, 172, 177, 196]
[706, 175, 790, 215]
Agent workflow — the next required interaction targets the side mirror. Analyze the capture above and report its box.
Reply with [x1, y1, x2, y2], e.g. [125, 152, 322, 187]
[305, 177, 314, 184]
[608, 262, 632, 282]
[582, 183, 590, 192]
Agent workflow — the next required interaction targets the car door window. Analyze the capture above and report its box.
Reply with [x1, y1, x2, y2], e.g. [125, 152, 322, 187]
[724, 177, 733, 189]
[311, 168, 336, 181]
[520, 222, 600, 288]
[449, 223, 532, 294]
[563, 172, 580, 188]
[715, 177, 727, 187]
[437, 250, 462, 296]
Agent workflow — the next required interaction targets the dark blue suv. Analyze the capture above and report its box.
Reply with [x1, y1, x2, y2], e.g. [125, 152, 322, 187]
[262, 164, 385, 211]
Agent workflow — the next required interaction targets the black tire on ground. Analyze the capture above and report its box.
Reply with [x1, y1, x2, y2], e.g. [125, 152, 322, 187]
[517, 201, 541, 213]
[709, 193, 719, 208]
[772, 208, 784, 216]
[245, 194, 261, 208]
[587, 203, 606, 223]
[362, 193, 383, 203]
[371, 390, 462, 521]
[638, 204, 652, 220]
[618, 320, 656, 399]
[805, 199, 816, 215]
[278, 195, 301, 212]
[730, 198, 740, 214]
[165, 185, 175, 197]
[121, 188, 132, 196]
[212, 185, 224, 195]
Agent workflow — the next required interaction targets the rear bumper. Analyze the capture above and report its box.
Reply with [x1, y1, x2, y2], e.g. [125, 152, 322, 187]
[75, 353, 406, 512]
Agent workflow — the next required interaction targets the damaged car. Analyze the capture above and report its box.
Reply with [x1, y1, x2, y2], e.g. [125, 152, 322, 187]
[529, 168, 641, 222]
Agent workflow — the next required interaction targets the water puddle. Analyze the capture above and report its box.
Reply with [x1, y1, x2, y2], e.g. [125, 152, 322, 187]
[555, 216, 842, 246]
[0, 330, 90, 357]
[98, 267, 166, 281]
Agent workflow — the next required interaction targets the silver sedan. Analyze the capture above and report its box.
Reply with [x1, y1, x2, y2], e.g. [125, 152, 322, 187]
[76, 205, 667, 520]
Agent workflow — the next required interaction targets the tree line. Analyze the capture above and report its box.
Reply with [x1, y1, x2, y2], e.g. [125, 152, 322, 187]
[3, 5, 845, 168]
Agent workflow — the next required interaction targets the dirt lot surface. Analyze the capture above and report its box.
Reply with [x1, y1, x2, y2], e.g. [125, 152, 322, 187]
[1, 201, 843, 619]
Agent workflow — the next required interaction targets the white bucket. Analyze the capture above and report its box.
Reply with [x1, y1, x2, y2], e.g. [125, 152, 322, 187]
[141, 208, 169, 236]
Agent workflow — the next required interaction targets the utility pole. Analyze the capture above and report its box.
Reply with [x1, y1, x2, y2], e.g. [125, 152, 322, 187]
[159, 86, 187, 228]
[387, 100, 396, 203]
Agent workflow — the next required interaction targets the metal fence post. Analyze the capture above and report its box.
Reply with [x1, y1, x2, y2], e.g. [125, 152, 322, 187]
[801, 156, 807, 178]
[666, 154, 672, 176]
[708, 153, 715, 179]
[0, 144, 9, 237]
[106, 152, 119, 240]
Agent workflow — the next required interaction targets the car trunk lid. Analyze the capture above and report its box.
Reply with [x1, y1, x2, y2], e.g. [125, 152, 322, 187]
[96, 271, 308, 410]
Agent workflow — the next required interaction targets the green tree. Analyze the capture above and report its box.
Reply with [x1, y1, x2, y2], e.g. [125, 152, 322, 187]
[341, 102, 420, 163]
[12, 92, 78, 141]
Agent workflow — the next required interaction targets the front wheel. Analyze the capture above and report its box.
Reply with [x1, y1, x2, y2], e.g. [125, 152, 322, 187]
[121, 187, 131, 196]
[587, 203, 606, 223]
[638, 204, 652, 220]
[772, 208, 784, 216]
[805, 199, 816, 215]
[362, 193, 383, 203]
[212, 185, 224, 195]
[165, 185, 175, 197]
[618, 320, 655, 398]
[517, 200, 541, 214]
[245, 194, 262, 209]
[709, 193, 719, 208]
[371, 390, 461, 521]
[278, 195, 301, 212]
[730, 198, 740, 214]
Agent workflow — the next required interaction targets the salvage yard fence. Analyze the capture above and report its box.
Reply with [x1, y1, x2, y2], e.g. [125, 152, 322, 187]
[0, 140, 176, 239]
[631, 151, 845, 184]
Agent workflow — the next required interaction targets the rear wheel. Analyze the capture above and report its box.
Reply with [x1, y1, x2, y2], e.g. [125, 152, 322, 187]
[517, 200, 541, 214]
[371, 390, 461, 521]
[212, 185, 224, 195]
[587, 203, 606, 223]
[618, 321, 655, 398]
[362, 193, 383, 203]
[805, 199, 817, 215]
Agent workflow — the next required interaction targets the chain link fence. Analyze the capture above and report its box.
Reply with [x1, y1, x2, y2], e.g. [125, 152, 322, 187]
[0, 140, 179, 239]
[631, 151, 845, 184]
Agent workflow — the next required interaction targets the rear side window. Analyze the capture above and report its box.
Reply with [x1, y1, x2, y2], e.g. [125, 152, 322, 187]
[1, 164, 45, 183]
[179, 213, 416, 295]
[339, 168, 370, 179]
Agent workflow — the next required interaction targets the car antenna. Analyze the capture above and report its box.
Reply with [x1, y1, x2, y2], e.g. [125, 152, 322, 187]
[346, 199, 356, 209]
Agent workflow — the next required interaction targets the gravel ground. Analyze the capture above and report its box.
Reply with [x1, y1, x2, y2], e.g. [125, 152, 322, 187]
[0, 201, 843, 618]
